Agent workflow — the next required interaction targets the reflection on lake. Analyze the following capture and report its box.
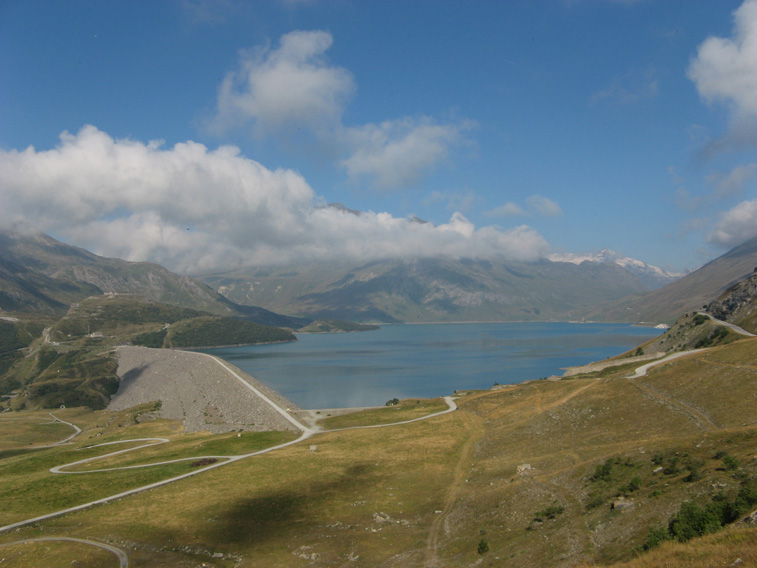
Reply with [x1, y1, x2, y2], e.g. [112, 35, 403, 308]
[201, 322, 662, 409]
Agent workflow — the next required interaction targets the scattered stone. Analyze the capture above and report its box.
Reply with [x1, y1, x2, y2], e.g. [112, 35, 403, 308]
[610, 497, 632, 511]
[111, 346, 301, 433]
[517, 464, 532, 476]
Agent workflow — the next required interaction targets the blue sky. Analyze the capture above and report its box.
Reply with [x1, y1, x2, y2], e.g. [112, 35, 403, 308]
[1, 0, 756, 274]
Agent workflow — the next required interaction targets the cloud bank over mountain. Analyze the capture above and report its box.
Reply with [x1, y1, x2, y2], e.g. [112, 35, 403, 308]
[0, 126, 549, 273]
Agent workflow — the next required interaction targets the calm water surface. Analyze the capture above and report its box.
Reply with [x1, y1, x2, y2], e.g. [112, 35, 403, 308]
[202, 322, 662, 409]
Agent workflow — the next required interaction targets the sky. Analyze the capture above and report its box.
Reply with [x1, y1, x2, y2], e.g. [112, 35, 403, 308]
[1, 0, 756, 275]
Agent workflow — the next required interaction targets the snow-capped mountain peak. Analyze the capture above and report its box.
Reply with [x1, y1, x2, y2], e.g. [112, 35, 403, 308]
[547, 249, 680, 290]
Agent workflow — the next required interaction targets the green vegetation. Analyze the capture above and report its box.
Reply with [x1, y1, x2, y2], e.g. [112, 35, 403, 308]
[22, 349, 119, 409]
[166, 316, 294, 347]
[644, 479, 757, 550]
[297, 319, 379, 333]
[692, 313, 709, 326]
[694, 325, 731, 348]
[317, 398, 449, 429]
[0, 295, 298, 410]
[0, 318, 46, 393]
[0, 266, 756, 567]
[533, 502, 565, 522]
[132, 328, 168, 348]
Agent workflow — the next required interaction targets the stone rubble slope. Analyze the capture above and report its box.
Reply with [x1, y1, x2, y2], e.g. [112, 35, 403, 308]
[110, 345, 301, 433]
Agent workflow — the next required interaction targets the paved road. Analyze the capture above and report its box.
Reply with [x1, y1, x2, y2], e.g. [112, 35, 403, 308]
[44, 413, 82, 446]
[698, 312, 756, 337]
[625, 349, 710, 378]
[0, 536, 129, 567]
[0, 354, 456, 535]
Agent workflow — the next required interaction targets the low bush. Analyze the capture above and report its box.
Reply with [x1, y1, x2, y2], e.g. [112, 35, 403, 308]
[643, 478, 757, 551]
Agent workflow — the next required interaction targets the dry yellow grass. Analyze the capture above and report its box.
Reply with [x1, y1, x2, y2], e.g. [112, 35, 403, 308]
[0, 338, 755, 567]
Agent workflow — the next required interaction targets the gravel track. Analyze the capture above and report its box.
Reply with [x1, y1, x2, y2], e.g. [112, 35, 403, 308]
[110, 346, 301, 433]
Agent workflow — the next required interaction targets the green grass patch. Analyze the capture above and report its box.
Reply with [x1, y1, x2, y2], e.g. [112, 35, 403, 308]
[317, 398, 449, 429]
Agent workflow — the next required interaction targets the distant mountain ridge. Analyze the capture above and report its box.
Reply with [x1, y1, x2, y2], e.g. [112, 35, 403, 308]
[199, 254, 674, 324]
[0, 229, 306, 328]
[547, 249, 680, 290]
[592, 237, 757, 324]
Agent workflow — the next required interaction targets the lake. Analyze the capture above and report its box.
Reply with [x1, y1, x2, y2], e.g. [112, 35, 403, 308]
[202, 322, 662, 409]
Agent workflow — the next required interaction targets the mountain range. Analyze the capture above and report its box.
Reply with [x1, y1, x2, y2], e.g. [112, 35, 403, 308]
[0, 229, 305, 328]
[3, 230, 757, 327]
[592, 237, 757, 324]
[197, 252, 679, 324]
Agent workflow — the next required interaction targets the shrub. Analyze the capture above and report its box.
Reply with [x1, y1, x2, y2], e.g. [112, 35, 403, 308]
[591, 459, 615, 482]
[643, 478, 757, 551]
[643, 526, 671, 551]
[534, 503, 565, 521]
[692, 314, 709, 326]
[477, 539, 489, 555]
[723, 455, 740, 470]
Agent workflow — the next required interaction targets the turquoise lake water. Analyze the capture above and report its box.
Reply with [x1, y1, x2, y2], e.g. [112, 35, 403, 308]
[202, 322, 663, 409]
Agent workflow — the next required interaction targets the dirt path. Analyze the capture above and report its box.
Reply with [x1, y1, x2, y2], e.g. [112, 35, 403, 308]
[628, 378, 719, 431]
[423, 412, 485, 568]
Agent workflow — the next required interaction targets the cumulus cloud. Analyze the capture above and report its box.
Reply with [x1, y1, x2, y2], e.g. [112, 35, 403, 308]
[0, 126, 550, 273]
[688, 0, 757, 154]
[485, 202, 527, 218]
[211, 30, 355, 137]
[527, 195, 563, 217]
[342, 118, 469, 189]
[209, 30, 469, 190]
[708, 199, 757, 246]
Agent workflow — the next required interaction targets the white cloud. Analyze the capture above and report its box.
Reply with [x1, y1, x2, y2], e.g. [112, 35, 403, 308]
[527, 195, 563, 217]
[209, 30, 470, 190]
[688, 0, 757, 120]
[485, 202, 527, 218]
[342, 118, 468, 189]
[0, 126, 550, 272]
[708, 163, 757, 198]
[708, 199, 757, 247]
[210, 30, 355, 137]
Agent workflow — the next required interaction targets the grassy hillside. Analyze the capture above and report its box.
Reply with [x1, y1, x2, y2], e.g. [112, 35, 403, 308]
[165, 315, 295, 347]
[0, 335, 754, 566]
[0, 229, 308, 328]
[0, 295, 296, 410]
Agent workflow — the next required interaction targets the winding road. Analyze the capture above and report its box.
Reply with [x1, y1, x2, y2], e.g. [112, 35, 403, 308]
[3, 320, 751, 561]
[0, 537, 129, 567]
[0, 353, 457, 541]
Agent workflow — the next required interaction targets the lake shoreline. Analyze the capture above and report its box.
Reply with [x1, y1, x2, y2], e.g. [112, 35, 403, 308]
[205, 322, 664, 410]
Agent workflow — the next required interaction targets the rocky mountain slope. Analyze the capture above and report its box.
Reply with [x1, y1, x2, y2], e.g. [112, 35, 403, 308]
[199, 255, 670, 323]
[705, 269, 757, 333]
[547, 248, 679, 289]
[0, 229, 306, 328]
[593, 237, 757, 325]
